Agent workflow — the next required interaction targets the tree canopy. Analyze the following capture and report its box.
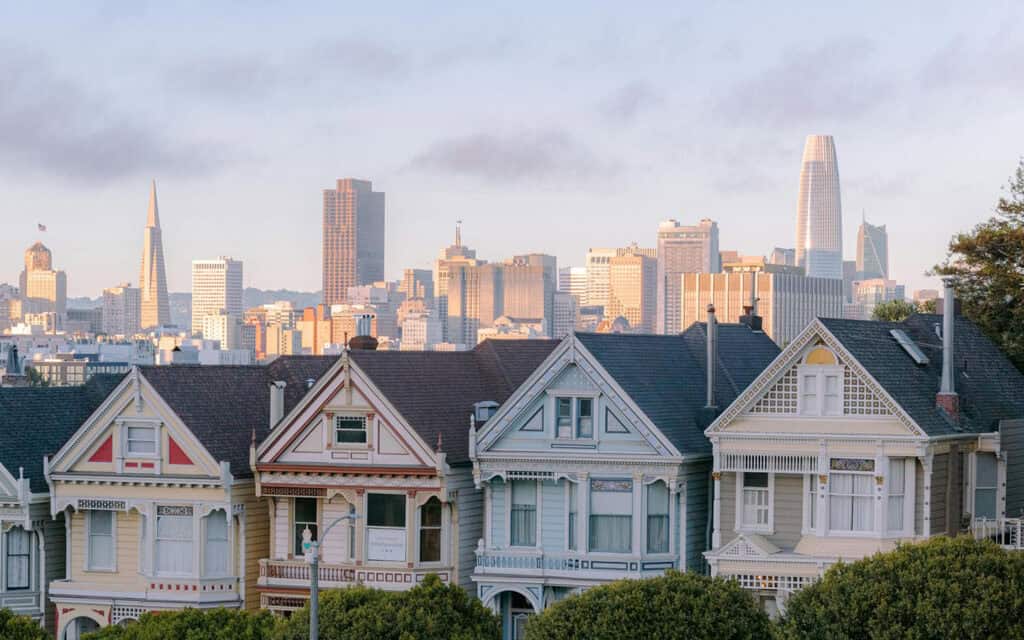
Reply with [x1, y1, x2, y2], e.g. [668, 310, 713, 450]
[871, 299, 920, 322]
[0, 609, 49, 640]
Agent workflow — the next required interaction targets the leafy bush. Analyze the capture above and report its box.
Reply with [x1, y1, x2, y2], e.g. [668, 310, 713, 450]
[275, 573, 499, 640]
[0, 609, 49, 640]
[82, 607, 278, 640]
[778, 536, 1024, 639]
[524, 570, 772, 640]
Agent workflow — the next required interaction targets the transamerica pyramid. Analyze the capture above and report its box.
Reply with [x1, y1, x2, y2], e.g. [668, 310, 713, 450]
[139, 180, 171, 329]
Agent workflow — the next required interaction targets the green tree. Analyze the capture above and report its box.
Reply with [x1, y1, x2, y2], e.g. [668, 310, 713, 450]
[778, 536, 1024, 639]
[24, 367, 49, 387]
[871, 299, 919, 322]
[83, 607, 279, 640]
[0, 609, 50, 640]
[524, 570, 772, 640]
[934, 157, 1024, 371]
[275, 574, 499, 640]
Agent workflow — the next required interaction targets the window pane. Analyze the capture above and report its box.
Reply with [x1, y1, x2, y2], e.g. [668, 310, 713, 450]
[156, 515, 193, 575]
[91, 510, 113, 536]
[745, 472, 768, 488]
[6, 528, 30, 589]
[888, 495, 905, 532]
[647, 481, 670, 553]
[568, 482, 578, 551]
[421, 499, 442, 527]
[367, 494, 406, 527]
[294, 498, 318, 556]
[419, 528, 440, 562]
[976, 488, 997, 520]
[589, 515, 631, 553]
[204, 511, 229, 576]
[335, 416, 367, 443]
[888, 459, 906, 494]
[511, 481, 537, 546]
[511, 480, 536, 506]
[127, 427, 156, 454]
[977, 453, 998, 487]
[557, 398, 571, 419]
[295, 498, 318, 523]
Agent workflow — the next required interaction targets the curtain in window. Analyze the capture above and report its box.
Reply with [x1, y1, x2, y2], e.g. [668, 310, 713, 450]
[975, 453, 998, 519]
[88, 511, 115, 570]
[5, 527, 31, 589]
[156, 515, 194, 575]
[887, 459, 906, 532]
[589, 480, 632, 553]
[203, 511, 229, 576]
[510, 481, 537, 546]
[742, 473, 769, 527]
[646, 482, 669, 553]
[568, 482, 577, 551]
[419, 499, 442, 562]
[807, 476, 817, 530]
[829, 473, 874, 532]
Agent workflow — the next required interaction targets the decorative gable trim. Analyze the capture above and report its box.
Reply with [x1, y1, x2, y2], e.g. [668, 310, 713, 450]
[716, 533, 781, 559]
[88, 436, 114, 463]
[705, 319, 926, 437]
[167, 437, 194, 466]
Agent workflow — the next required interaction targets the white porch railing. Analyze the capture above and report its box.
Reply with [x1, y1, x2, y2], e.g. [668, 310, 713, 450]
[258, 559, 452, 591]
[971, 517, 1024, 550]
[474, 548, 676, 578]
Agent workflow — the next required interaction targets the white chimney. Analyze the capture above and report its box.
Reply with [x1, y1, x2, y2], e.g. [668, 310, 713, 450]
[705, 303, 717, 409]
[937, 281, 959, 421]
[269, 381, 287, 428]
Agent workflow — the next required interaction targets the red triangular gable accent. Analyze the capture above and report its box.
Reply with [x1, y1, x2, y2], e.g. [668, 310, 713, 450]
[168, 437, 194, 465]
[88, 436, 113, 463]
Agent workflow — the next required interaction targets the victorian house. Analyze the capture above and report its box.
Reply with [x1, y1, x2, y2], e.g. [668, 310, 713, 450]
[253, 340, 557, 614]
[45, 357, 334, 640]
[470, 313, 779, 640]
[0, 375, 123, 634]
[703, 288, 1024, 614]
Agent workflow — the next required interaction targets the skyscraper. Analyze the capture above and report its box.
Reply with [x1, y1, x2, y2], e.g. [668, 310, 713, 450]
[322, 178, 386, 306]
[191, 257, 244, 336]
[795, 135, 843, 279]
[558, 266, 588, 303]
[102, 283, 141, 336]
[19, 242, 66, 318]
[607, 253, 657, 333]
[434, 222, 480, 342]
[139, 181, 171, 329]
[656, 218, 720, 334]
[856, 218, 889, 280]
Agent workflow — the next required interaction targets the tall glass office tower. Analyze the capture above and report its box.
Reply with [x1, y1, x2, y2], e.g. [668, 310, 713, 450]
[795, 135, 843, 280]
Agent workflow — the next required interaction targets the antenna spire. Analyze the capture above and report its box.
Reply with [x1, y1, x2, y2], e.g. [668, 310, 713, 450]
[455, 220, 462, 247]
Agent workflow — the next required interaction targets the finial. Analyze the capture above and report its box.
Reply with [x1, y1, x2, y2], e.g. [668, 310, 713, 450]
[436, 432, 443, 452]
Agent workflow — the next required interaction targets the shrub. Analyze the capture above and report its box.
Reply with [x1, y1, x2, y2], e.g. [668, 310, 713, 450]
[778, 536, 1024, 639]
[524, 570, 772, 640]
[82, 607, 279, 640]
[0, 608, 49, 640]
[275, 573, 499, 640]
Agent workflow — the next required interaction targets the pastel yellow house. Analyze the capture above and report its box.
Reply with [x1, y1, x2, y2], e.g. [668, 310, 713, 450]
[45, 358, 334, 639]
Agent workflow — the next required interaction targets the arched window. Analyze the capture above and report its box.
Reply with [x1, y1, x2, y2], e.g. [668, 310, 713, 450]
[800, 346, 842, 416]
[5, 526, 31, 590]
[419, 498, 442, 563]
[204, 509, 229, 576]
[804, 346, 838, 365]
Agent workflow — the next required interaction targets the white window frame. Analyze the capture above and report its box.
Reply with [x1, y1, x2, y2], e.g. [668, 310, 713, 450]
[645, 480, 671, 555]
[885, 458, 915, 537]
[85, 510, 117, 572]
[122, 423, 159, 459]
[735, 471, 774, 534]
[417, 497, 443, 565]
[797, 365, 844, 417]
[549, 391, 600, 440]
[333, 415, 368, 446]
[827, 467, 876, 536]
[155, 506, 195, 577]
[4, 526, 34, 591]
[969, 451, 1000, 522]
[587, 478, 634, 554]
[801, 474, 818, 535]
[508, 480, 539, 548]
[365, 492, 408, 563]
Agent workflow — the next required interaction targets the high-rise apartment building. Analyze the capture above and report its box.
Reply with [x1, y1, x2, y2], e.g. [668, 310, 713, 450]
[656, 218, 720, 334]
[504, 254, 556, 334]
[400, 311, 444, 351]
[585, 244, 657, 312]
[139, 181, 171, 329]
[558, 266, 588, 303]
[607, 254, 657, 333]
[398, 268, 434, 304]
[679, 270, 844, 346]
[202, 310, 244, 350]
[846, 278, 905, 320]
[101, 283, 141, 336]
[190, 257, 243, 336]
[322, 178, 386, 305]
[768, 247, 796, 266]
[552, 291, 577, 339]
[19, 242, 67, 318]
[856, 218, 889, 280]
[795, 135, 843, 279]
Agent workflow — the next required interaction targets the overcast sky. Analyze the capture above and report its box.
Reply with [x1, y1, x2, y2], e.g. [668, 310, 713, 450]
[2, 1, 1021, 297]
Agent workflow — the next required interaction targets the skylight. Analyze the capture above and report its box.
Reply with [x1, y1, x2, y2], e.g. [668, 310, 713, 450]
[890, 329, 930, 365]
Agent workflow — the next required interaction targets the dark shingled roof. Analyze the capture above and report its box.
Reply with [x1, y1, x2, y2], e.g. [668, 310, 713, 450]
[349, 340, 560, 465]
[140, 356, 337, 478]
[0, 374, 126, 493]
[576, 323, 780, 455]
[820, 315, 1024, 436]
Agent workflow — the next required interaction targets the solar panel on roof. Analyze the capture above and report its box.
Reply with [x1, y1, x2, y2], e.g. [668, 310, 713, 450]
[890, 329, 930, 365]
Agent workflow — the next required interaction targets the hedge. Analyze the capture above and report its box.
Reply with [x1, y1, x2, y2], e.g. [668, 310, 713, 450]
[0, 609, 49, 640]
[82, 607, 278, 640]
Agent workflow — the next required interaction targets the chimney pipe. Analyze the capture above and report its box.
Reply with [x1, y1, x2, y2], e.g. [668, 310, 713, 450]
[937, 280, 959, 421]
[705, 304, 717, 410]
[269, 381, 286, 428]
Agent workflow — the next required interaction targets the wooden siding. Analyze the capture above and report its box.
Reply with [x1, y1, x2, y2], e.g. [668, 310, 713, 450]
[320, 496, 348, 565]
[768, 474, 803, 550]
[684, 460, 710, 572]
[33, 501, 64, 633]
[1002, 420, 1024, 518]
[541, 479, 565, 551]
[69, 509, 141, 587]
[448, 465, 482, 591]
[719, 472, 737, 548]
[915, 459, 924, 535]
[930, 451, 965, 537]
[490, 479, 506, 548]
[273, 498, 290, 559]
[930, 453, 947, 535]
[233, 481, 267, 612]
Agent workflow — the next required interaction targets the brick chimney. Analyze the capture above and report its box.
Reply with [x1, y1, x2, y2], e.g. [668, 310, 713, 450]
[936, 280, 959, 422]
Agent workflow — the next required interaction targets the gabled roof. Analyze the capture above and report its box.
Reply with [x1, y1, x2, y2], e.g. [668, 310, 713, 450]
[349, 340, 559, 465]
[0, 374, 126, 492]
[575, 323, 780, 454]
[819, 314, 1024, 436]
[140, 356, 336, 478]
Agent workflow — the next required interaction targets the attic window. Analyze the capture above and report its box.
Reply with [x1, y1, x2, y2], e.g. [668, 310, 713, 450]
[334, 416, 367, 444]
[126, 426, 157, 456]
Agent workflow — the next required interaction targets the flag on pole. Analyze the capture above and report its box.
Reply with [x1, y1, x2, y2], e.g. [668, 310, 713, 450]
[37, 223, 47, 232]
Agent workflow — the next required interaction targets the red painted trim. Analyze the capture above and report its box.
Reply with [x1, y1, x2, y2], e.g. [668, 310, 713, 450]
[88, 436, 113, 463]
[260, 366, 346, 453]
[168, 436, 195, 465]
[125, 462, 139, 468]
[140, 462, 155, 469]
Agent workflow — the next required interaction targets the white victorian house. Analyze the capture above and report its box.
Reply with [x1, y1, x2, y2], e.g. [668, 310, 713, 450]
[471, 313, 780, 640]
[704, 290, 1024, 614]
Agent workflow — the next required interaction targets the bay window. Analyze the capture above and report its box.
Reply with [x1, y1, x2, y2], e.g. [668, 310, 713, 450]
[5, 527, 31, 590]
[293, 498, 318, 556]
[367, 493, 406, 562]
[203, 510, 229, 576]
[419, 498, 442, 563]
[887, 459, 906, 533]
[646, 481, 669, 553]
[589, 479, 632, 553]
[510, 481, 537, 547]
[975, 453, 998, 520]
[155, 506, 194, 576]
[829, 465, 874, 532]
[740, 472, 771, 531]
[87, 510, 115, 571]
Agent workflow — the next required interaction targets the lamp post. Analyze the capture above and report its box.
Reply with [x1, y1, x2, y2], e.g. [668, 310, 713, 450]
[302, 513, 360, 640]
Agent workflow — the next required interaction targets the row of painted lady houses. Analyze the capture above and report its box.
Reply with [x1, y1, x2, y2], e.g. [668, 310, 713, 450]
[1, 286, 1023, 639]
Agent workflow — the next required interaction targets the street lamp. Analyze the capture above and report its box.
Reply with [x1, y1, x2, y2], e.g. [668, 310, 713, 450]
[302, 513, 360, 640]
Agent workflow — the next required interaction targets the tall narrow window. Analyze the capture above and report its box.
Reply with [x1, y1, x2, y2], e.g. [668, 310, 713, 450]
[741, 473, 770, 529]
[823, 374, 841, 416]
[975, 453, 998, 520]
[348, 504, 357, 560]
[87, 511, 115, 571]
[510, 481, 537, 547]
[203, 510, 229, 576]
[806, 476, 817, 530]
[646, 482, 670, 554]
[800, 374, 818, 415]
[589, 479, 632, 553]
[156, 506, 194, 576]
[556, 398, 572, 438]
[829, 473, 874, 532]
[367, 493, 407, 561]
[419, 498, 442, 563]
[568, 482, 578, 551]
[5, 527, 31, 590]
[887, 459, 906, 533]
[576, 398, 594, 438]
[293, 498, 318, 556]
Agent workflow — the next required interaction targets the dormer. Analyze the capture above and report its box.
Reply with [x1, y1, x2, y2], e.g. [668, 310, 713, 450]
[797, 344, 843, 417]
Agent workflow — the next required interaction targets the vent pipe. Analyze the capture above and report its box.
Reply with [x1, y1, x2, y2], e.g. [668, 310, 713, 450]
[936, 280, 959, 422]
[705, 304, 717, 410]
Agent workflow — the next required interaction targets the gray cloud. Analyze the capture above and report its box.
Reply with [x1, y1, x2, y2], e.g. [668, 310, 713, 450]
[716, 37, 891, 126]
[310, 38, 411, 76]
[166, 55, 295, 101]
[0, 44, 222, 183]
[409, 129, 615, 185]
[598, 81, 664, 123]
[919, 34, 1024, 92]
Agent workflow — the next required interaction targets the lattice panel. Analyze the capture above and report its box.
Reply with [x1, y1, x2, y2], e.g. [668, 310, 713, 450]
[842, 368, 890, 415]
[750, 368, 798, 414]
[262, 486, 326, 497]
[112, 606, 148, 624]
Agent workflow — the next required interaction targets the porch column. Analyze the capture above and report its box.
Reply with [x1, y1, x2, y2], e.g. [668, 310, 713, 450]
[875, 444, 886, 535]
[406, 490, 417, 567]
[631, 472, 643, 557]
[668, 481, 679, 556]
[64, 510, 72, 580]
[921, 452, 933, 536]
[816, 440, 828, 537]
[578, 473, 590, 554]
[712, 449, 721, 548]
[483, 483, 492, 548]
